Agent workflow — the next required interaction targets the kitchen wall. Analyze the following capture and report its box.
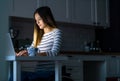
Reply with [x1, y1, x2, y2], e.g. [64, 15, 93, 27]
[58, 23, 95, 51]
[10, 17, 95, 52]
[0, 1, 11, 81]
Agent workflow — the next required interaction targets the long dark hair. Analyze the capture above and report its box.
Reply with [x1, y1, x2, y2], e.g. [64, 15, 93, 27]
[33, 6, 57, 47]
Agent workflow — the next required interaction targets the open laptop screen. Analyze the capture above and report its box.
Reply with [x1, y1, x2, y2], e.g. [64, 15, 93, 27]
[5, 33, 16, 56]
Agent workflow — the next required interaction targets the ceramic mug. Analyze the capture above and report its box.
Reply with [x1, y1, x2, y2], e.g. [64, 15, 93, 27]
[27, 46, 38, 56]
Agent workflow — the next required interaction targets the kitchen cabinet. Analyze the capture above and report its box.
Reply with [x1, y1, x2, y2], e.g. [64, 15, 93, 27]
[106, 56, 120, 77]
[83, 61, 106, 81]
[39, 0, 72, 22]
[9, 0, 109, 27]
[62, 55, 83, 81]
[61, 52, 120, 81]
[62, 60, 83, 81]
[93, 0, 109, 27]
[10, 0, 37, 18]
[41, 0, 109, 27]
[71, 0, 109, 27]
[71, 0, 93, 25]
[62, 55, 106, 81]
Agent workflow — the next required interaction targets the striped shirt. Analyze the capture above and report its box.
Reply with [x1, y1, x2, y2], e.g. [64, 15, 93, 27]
[21, 28, 62, 72]
[36, 28, 62, 56]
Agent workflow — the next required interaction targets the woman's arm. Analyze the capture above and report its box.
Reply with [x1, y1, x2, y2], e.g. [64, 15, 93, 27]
[45, 29, 62, 56]
[16, 50, 28, 56]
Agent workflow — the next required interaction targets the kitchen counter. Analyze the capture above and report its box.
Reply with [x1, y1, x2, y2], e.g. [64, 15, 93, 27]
[59, 51, 120, 81]
[60, 51, 120, 55]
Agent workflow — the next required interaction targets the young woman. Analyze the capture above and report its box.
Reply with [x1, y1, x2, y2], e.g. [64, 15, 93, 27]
[9, 6, 62, 81]
[17, 6, 62, 57]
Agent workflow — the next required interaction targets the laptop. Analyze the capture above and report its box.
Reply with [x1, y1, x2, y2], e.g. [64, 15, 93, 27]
[5, 33, 16, 56]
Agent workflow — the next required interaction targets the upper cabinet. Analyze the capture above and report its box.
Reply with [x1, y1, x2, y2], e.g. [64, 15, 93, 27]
[10, 0, 37, 18]
[71, 0, 93, 25]
[93, 0, 110, 27]
[106, 56, 120, 77]
[38, 0, 72, 23]
[71, 0, 109, 27]
[40, 0, 109, 27]
[9, 0, 109, 27]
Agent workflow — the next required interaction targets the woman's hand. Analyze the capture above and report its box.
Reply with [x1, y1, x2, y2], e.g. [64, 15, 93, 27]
[16, 50, 28, 56]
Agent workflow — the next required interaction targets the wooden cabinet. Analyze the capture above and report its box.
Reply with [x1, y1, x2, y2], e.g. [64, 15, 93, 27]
[9, 0, 109, 27]
[62, 55, 107, 81]
[10, 0, 37, 18]
[93, 0, 109, 27]
[71, 0, 93, 25]
[106, 56, 120, 77]
[40, 0, 109, 27]
[71, 0, 109, 27]
[63, 54, 120, 81]
[62, 55, 83, 81]
[39, 0, 72, 22]
[83, 61, 106, 81]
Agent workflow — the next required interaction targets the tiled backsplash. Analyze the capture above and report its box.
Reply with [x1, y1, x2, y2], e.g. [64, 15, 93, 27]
[10, 16, 95, 51]
[58, 24, 95, 51]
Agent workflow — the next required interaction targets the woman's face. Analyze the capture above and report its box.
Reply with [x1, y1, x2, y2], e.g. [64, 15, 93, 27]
[34, 13, 47, 29]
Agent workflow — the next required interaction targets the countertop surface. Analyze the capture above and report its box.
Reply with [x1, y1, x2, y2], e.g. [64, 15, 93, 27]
[60, 51, 120, 55]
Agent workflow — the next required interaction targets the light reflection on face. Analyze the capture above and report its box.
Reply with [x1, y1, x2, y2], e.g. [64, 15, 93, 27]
[34, 13, 46, 29]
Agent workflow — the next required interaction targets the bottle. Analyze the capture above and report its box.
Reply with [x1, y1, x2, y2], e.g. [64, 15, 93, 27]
[90, 42, 93, 52]
[84, 41, 89, 52]
[96, 40, 101, 52]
